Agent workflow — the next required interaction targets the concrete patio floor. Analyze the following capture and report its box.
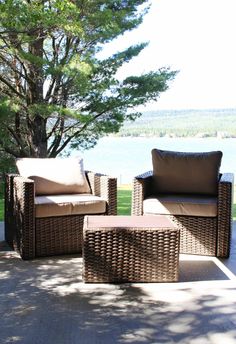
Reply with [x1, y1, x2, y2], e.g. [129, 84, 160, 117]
[1, 221, 236, 344]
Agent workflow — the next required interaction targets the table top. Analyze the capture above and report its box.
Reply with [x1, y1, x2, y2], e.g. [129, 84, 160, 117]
[84, 215, 176, 229]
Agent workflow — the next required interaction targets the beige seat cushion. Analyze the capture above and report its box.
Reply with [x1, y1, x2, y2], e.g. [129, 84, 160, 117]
[35, 194, 106, 218]
[152, 149, 222, 196]
[16, 157, 90, 195]
[143, 195, 218, 217]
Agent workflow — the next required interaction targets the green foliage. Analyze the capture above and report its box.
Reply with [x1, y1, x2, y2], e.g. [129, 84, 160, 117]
[0, 151, 16, 176]
[0, 0, 176, 159]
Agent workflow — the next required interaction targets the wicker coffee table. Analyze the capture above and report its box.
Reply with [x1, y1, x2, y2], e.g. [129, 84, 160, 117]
[83, 215, 180, 283]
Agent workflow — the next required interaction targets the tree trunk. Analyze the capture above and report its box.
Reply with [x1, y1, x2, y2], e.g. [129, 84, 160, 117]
[30, 115, 48, 158]
[26, 29, 47, 157]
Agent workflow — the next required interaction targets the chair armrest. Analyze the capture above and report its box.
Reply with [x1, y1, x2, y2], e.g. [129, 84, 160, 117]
[131, 171, 153, 215]
[12, 176, 36, 259]
[4, 174, 19, 217]
[219, 172, 234, 185]
[217, 172, 234, 257]
[86, 171, 117, 215]
[4, 174, 19, 246]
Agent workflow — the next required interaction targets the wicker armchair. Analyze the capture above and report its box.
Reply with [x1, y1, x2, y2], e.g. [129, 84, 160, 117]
[132, 149, 234, 258]
[5, 169, 117, 260]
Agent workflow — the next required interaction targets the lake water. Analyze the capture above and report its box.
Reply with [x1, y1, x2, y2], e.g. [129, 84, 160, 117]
[76, 137, 236, 185]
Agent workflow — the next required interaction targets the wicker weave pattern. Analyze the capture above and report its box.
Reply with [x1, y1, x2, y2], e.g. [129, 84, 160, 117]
[83, 226, 180, 283]
[132, 171, 152, 216]
[170, 216, 217, 256]
[87, 172, 117, 215]
[35, 216, 84, 257]
[131, 171, 233, 257]
[217, 173, 234, 257]
[14, 176, 35, 260]
[4, 174, 18, 248]
[5, 171, 117, 260]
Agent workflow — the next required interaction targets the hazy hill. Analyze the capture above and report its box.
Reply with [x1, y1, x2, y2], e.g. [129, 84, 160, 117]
[118, 108, 236, 138]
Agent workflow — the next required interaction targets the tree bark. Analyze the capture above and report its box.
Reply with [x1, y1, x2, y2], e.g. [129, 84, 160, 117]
[26, 29, 47, 157]
[29, 115, 48, 157]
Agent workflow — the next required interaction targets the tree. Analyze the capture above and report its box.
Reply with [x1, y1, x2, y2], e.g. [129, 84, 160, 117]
[0, 0, 177, 159]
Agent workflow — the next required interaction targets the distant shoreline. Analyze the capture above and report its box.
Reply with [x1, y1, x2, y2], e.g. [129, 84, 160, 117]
[117, 108, 236, 138]
[114, 133, 236, 139]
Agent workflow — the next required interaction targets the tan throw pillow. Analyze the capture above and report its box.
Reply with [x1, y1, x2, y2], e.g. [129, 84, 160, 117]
[151, 149, 223, 196]
[16, 157, 91, 195]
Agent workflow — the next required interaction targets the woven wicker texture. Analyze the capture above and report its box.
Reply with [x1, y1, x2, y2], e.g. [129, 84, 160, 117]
[36, 216, 84, 257]
[132, 171, 234, 258]
[83, 217, 180, 283]
[5, 171, 117, 260]
[4, 174, 18, 249]
[170, 216, 217, 256]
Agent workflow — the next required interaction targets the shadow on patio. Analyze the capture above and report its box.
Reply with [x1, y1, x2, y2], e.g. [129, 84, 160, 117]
[1, 222, 236, 344]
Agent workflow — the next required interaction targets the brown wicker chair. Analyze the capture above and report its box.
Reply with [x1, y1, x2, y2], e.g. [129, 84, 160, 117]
[132, 150, 234, 258]
[5, 171, 117, 260]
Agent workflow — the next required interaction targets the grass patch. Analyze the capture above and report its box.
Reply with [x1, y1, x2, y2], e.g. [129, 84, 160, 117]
[117, 185, 132, 215]
[233, 205, 236, 219]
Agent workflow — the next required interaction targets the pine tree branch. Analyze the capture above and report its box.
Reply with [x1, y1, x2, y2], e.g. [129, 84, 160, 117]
[47, 117, 65, 156]
[0, 75, 25, 99]
[52, 109, 110, 156]
[0, 138, 21, 157]
[0, 53, 30, 86]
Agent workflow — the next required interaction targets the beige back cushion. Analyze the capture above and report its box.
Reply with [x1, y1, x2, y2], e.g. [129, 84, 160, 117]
[16, 157, 91, 195]
[151, 149, 222, 196]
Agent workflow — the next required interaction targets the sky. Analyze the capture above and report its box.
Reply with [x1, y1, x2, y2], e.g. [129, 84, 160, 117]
[99, 0, 236, 110]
